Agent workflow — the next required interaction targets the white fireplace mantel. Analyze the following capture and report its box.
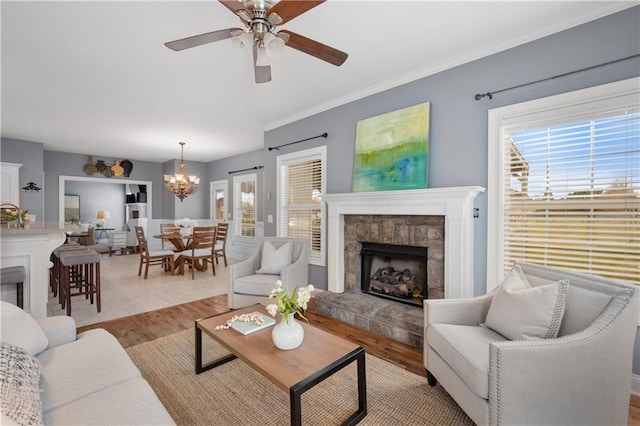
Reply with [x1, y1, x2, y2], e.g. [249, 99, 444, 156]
[322, 186, 485, 299]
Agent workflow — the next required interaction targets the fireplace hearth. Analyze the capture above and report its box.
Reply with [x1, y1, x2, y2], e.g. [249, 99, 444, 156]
[360, 242, 427, 307]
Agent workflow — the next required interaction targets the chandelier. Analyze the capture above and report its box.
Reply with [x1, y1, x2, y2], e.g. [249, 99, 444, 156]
[164, 142, 199, 202]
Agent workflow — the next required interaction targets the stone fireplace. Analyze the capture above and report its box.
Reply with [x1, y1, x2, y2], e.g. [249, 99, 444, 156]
[315, 186, 484, 348]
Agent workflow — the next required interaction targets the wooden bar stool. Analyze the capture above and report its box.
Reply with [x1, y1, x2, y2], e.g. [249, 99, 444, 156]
[1, 265, 26, 308]
[59, 250, 101, 316]
[51, 244, 89, 301]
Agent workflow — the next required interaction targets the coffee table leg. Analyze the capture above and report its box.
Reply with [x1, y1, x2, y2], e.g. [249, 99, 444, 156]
[289, 347, 367, 426]
[195, 325, 237, 374]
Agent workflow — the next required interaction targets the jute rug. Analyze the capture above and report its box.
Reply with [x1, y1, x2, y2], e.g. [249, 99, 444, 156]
[126, 329, 473, 426]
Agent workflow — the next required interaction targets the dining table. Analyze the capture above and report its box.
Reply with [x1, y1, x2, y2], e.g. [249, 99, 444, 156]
[153, 232, 209, 275]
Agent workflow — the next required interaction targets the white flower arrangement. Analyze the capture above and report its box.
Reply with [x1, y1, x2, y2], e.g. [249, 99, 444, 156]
[266, 280, 314, 324]
[174, 218, 198, 228]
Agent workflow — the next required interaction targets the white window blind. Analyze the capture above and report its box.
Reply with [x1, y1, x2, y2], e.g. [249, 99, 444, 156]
[500, 105, 639, 284]
[277, 146, 326, 266]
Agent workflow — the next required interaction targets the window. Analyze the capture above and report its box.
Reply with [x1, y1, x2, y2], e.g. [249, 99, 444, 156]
[488, 78, 639, 289]
[277, 146, 326, 266]
[233, 173, 256, 238]
[210, 180, 227, 222]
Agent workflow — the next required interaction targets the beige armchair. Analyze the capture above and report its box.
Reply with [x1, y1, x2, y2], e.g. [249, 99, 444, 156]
[228, 237, 308, 310]
[424, 262, 638, 426]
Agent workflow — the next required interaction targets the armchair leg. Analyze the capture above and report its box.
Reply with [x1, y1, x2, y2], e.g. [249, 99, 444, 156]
[426, 369, 437, 387]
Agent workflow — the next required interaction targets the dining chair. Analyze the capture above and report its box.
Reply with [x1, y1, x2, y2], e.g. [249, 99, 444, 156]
[135, 226, 175, 279]
[213, 222, 229, 266]
[159, 223, 180, 249]
[179, 226, 216, 279]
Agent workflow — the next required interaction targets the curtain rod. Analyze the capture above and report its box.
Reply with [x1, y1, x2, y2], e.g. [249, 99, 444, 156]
[474, 54, 640, 101]
[268, 132, 328, 151]
[228, 165, 264, 175]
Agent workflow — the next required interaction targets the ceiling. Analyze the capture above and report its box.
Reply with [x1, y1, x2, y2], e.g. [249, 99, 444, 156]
[1, 1, 635, 163]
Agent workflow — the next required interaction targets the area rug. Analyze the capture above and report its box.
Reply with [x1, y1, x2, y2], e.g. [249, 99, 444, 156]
[126, 329, 473, 425]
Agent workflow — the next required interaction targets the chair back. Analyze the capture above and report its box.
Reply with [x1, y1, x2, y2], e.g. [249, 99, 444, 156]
[215, 223, 229, 246]
[191, 226, 216, 251]
[160, 223, 180, 236]
[79, 226, 96, 245]
[134, 226, 150, 256]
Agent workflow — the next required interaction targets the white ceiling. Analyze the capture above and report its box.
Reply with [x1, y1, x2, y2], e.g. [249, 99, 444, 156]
[1, 1, 635, 163]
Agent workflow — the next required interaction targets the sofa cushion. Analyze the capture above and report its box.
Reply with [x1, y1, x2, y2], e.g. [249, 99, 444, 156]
[517, 262, 616, 336]
[37, 328, 141, 412]
[43, 378, 175, 425]
[0, 342, 43, 426]
[233, 274, 281, 296]
[0, 301, 49, 355]
[485, 266, 569, 340]
[558, 284, 614, 336]
[427, 324, 508, 399]
[256, 241, 292, 274]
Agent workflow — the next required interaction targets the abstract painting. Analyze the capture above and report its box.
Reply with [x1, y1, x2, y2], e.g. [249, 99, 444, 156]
[352, 102, 430, 192]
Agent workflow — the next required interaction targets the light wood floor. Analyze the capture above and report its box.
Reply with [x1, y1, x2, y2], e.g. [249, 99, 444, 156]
[78, 294, 639, 425]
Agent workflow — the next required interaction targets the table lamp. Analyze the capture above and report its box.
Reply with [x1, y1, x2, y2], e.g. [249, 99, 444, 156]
[96, 210, 111, 227]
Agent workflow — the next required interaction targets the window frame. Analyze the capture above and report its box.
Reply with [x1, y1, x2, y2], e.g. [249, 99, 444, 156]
[233, 173, 257, 241]
[210, 179, 228, 223]
[276, 145, 327, 267]
[487, 77, 639, 291]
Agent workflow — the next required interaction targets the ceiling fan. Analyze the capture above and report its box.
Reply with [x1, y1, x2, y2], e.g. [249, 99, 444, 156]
[164, 0, 348, 84]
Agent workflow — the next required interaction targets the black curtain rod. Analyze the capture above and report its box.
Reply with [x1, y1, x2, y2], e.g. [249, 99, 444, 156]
[228, 165, 264, 175]
[474, 54, 640, 101]
[268, 132, 328, 151]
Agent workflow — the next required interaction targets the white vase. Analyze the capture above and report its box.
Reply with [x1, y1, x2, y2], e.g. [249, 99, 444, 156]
[271, 313, 304, 350]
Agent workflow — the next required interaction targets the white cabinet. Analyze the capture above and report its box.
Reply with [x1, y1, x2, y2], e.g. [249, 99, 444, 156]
[109, 231, 128, 254]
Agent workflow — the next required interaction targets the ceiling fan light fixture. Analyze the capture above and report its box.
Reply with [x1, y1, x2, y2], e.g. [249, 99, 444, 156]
[264, 32, 285, 58]
[231, 32, 254, 56]
[255, 46, 270, 66]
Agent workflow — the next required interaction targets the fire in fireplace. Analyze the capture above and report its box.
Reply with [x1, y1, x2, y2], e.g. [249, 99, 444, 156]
[360, 242, 428, 307]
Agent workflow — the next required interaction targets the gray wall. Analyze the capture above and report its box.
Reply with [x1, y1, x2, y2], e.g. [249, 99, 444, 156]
[0, 138, 45, 221]
[64, 181, 126, 230]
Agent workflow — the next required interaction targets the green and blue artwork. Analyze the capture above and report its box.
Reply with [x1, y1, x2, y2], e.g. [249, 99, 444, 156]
[352, 102, 430, 192]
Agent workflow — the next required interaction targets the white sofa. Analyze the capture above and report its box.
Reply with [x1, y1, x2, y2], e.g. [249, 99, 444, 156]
[0, 302, 175, 425]
[424, 262, 639, 426]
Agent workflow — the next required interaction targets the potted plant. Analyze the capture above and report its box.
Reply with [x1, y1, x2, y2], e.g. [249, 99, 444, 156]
[4, 208, 29, 229]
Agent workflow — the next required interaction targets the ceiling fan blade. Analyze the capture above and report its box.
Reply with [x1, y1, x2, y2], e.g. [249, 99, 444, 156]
[279, 30, 348, 66]
[267, 0, 325, 24]
[219, 0, 250, 16]
[253, 46, 272, 84]
[165, 28, 241, 51]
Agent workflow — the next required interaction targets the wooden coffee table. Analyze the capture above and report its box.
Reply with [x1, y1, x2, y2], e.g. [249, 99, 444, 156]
[195, 305, 367, 426]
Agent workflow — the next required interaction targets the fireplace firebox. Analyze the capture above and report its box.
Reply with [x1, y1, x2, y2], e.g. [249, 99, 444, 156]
[360, 242, 428, 307]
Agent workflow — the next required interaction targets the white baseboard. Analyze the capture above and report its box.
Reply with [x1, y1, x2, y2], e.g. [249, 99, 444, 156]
[632, 374, 640, 396]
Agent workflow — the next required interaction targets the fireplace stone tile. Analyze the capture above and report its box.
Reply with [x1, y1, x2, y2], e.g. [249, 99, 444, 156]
[314, 291, 425, 348]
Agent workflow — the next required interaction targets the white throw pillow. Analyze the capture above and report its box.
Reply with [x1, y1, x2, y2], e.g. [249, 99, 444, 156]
[484, 266, 569, 340]
[0, 302, 49, 355]
[256, 241, 292, 275]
